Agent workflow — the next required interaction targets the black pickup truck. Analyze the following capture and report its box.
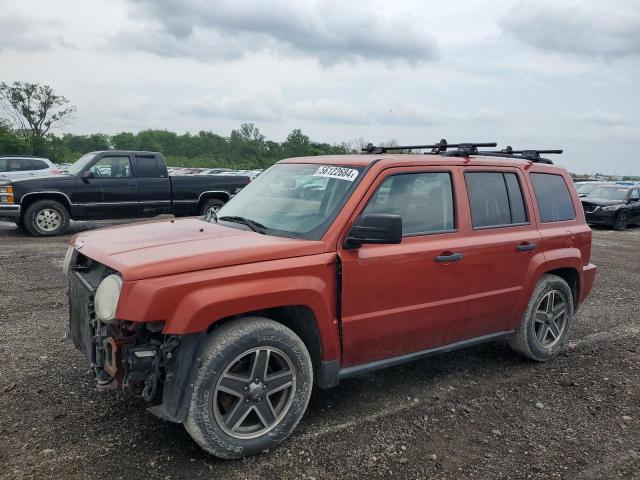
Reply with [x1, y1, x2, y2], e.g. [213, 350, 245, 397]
[0, 150, 250, 236]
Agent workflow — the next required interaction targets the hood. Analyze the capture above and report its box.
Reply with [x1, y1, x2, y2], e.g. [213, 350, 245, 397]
[75, 218, 326, 281]
[10, 174, 75, 185]
[581, 198, 626, 207]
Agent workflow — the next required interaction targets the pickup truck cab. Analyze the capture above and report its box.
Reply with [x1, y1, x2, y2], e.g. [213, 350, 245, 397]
[0, 150, 249, 236]
[63, 143, 596, 458]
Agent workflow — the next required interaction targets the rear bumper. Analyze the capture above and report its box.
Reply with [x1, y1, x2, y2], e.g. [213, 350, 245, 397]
[0, 204, 21, 220]
[579, 263, 597, 305]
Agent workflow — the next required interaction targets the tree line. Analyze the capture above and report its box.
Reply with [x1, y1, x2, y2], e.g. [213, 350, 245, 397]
[0, 81, 355, 169]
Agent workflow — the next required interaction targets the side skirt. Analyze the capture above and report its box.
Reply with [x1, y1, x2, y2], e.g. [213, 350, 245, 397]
[338, 330, 514, 380]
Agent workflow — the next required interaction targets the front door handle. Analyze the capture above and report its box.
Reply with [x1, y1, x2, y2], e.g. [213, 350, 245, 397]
[516, 242, 537, 251]
[128, 181, 137, 187]
[435, 252, 463, 262]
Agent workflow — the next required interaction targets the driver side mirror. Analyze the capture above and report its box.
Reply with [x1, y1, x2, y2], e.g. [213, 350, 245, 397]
[344, 214, 402, 249]
[81, 170, 94, 179]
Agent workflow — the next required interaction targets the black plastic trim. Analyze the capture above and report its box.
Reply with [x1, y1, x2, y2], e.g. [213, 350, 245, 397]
[338, 331, 514, 379]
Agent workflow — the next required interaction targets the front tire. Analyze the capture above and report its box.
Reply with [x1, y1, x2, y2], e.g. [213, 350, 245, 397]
[199, 198, 225, 217]
[510, 274, 574, 362]
[184, 318, 313, 459]
[23, 200, 70, 236]
[613, 211, 629, 231]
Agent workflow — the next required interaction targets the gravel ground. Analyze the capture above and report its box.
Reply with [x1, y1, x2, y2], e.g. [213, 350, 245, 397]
[0, 219, 638, 480]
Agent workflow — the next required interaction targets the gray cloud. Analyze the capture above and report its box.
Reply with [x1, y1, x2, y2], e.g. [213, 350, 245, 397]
[501, 1, 640, 58]
[0, 17, 51, 51]
[179, 88, 285, 122]
[115, 0, 439, 64]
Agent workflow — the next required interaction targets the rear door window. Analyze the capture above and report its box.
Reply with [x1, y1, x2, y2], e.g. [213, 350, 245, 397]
[530, 173, 576, 222]
[465, 171, 528, 228]
[5, 158, 23, 171]
[30, 159, 49, 170]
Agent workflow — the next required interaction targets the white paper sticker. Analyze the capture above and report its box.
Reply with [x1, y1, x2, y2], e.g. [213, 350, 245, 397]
[313, 166, 359, 182]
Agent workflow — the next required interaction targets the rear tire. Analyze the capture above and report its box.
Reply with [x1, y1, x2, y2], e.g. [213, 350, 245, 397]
[510, 274, 574, 362]
[199, 198, 225, 217]
[184, 317, 313, 459]
[23, 200, 70, 236]
[612, 211, 628, 231]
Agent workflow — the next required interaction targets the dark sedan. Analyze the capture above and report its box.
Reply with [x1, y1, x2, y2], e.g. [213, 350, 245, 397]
[581, 184, 640, 230]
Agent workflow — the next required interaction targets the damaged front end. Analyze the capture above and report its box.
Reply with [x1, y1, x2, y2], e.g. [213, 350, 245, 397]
[67, 250, 180, 404]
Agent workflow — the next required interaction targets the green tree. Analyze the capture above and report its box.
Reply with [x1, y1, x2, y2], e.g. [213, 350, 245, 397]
[0, 82, 76, 153]
[282, 129, 310, 157]
[0, 118, 29, 155]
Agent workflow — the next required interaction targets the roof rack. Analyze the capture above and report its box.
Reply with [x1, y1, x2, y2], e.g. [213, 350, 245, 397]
[474, 146, 563, 164]
[361, 140, 562, 164]
[362, 139, 497, 154]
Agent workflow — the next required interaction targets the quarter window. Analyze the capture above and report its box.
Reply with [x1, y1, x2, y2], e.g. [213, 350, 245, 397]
[465, 172, 528, 228]
[530, 173, 576, 222]
[362, 172, 455, 235]
[135, 156, 167, 178]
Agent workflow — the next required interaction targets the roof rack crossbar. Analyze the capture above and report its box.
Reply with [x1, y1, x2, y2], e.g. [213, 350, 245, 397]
[362, 139, 497, 155]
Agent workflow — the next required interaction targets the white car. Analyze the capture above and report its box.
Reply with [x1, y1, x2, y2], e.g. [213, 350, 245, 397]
[574, 181, 607, 198]
[0, 156, 60, 179]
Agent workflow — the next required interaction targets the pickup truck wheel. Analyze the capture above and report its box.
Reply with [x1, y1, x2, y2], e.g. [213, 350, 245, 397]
[510, 274, 574, 362]
[199, 198, 225, 216]
[24, 200, 70, 236]
[612, 211, 628, 231]
[184, 317, 313, 459]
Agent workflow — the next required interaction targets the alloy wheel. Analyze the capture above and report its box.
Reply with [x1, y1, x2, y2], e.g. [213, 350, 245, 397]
[36, 208, 61, 232]
[205, 205, 221, 216]
[212, 347, 296, 439]
[533, 290, 567, 348]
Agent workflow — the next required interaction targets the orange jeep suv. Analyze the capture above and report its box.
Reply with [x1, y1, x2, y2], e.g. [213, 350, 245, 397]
[64, 141, 596, 458]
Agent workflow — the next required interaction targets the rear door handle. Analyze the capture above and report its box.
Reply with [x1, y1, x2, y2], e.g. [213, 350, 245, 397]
[128, 181, 137, 187]
[516, 242, 537, 251]
[435, 252, 463, 262]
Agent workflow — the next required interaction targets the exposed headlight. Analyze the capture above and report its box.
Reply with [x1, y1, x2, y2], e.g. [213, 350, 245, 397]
[602, 204, 624, 211]
[95, 274, 123, 323]
[62, 246, 74, 276]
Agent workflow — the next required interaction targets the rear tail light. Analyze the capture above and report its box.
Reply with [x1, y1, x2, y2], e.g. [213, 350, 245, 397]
[52, 167, 61, 175]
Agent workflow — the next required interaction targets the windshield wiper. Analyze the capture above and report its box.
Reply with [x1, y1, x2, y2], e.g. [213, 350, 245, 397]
[219, 216, 267, 234]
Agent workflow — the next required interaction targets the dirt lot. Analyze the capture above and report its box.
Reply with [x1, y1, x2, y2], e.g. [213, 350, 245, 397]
[0, 219, 638, 480]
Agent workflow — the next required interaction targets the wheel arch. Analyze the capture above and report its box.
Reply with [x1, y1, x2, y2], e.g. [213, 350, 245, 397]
[20, 192, 72, 218]
[153, 304, 337, 425]
[545, 267, 580, 306]
[209, 305, 338, 389]
[196, 191, 230, 212]
[515, 249, 583, 325]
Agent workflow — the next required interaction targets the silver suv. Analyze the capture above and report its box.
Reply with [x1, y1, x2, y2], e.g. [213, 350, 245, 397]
[0, 156, 60, 180]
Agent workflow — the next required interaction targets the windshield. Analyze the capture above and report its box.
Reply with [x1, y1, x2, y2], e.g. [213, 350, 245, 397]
[68, 153, 97, 175]
[214, 163, 365, 240]
[575, 183, 600, 194]
[587, 186, 629, 201]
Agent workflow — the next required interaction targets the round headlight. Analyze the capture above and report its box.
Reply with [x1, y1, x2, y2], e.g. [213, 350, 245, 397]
[62, 246, 74, 276]
[95, 274, 123, 323]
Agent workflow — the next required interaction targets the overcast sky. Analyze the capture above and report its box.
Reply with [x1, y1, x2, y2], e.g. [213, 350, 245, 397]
[1, 0, 639, 174]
